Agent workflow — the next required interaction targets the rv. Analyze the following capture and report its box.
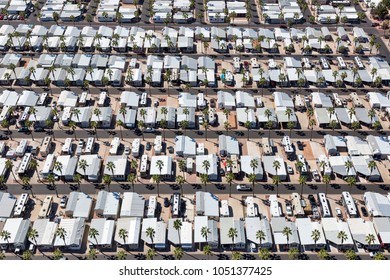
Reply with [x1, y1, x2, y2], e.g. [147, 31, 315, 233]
[317, 193, 331, 217]
[354, 56, 364, 69]
[15, 140, 28, 157]
[109, 137, 120, 155]
[37, 92, 48, 106]
[171, 193, 181, 218]
[84, 137, 95, 154]
[40, 136, 53, 157]
[139, 154, 149, 178]
[13, 193, 30, 217]
[197, 93, 207, 110]
[38, 196, 53, 219]
[98, 92, 107, 106]
[131, 138, 141, 157]
[341, 191, 358, 218]
[140, 92, 148, 106]
[62, 138, 73, 155]
[337, 57, 346, 69]
[320, 57, 330, 69]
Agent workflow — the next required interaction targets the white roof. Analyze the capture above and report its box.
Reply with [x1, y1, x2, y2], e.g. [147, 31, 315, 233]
[219, 217, 246, 245]
[196, 154, 218, 176]
[373, 217, 390, 244]
[53, 218, 85, 247]
[271, 217, 300, 245]
[347, 218, 380, 246]
[0, 192, 17, 218]
[0, 218, 30, 245]
[66, 192, 93, 219]
[31, 219, 58, 246]
[321, 218, 354, 246]
[149, 155, 173, 176]
[168, 218, 193, 245]
[295, 218, 326, 246]
[364, 192, 390, 217]
[120, 192, 145, 217]
[89, 219, 115, 246]
[193, 216, 218, 243]
[195, 191, 219, 217]
[114, 217, 141, 245]
[245, 217, 273, 245]
[141, 218, 167, 245]
[95, 190, 120, 217]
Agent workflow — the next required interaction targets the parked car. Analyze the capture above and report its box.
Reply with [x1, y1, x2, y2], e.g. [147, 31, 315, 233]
[335, 207, 342, 217]
[308, 195, 316, 207]
[144, 127, 155, 133]
[361, 206, 368, 217]
[210, 99, 216, 108]
[237, 184, 251, 191]
[18, 127, 29, 132]
[311, 170, 321, 182]
[124, 146, 130, 155]
[296, 141, 304, 150]
[34, 127, 44, 132]
[167, 146, 174, 154]
[60, 195, 68, 208]
[164, 197, 170, 207]
[287, 165, 294, 174]
[198, 116, 204, 125]
[146, 142, 151, 150]
[286, 201, 293, 216]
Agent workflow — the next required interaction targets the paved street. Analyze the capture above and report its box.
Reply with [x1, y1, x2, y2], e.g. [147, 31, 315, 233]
[2, 181, 389, 196]
[1, 126, 387, 139]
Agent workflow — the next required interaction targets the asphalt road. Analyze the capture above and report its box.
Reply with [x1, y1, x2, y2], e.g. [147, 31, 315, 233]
[4, 251, 384, 260]
[3, 181, 389, 196]
[1, 125, 387, 140]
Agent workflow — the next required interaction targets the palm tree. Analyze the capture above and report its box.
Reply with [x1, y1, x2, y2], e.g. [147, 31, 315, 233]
[288, 248, 300, 260]
[317, 248, 330, 260]
[173, 219, 183, 244]
[308, 118, 316, 141]
[127, 174, 136, 191]
[106, 161, 116, 176]
[88, 228, 99, 247]
[116, 250, 127, 260]
[298, 175, 307, 196]
[256, 230, 266, 247]
[258, 248, 270, 260]
[0, 230, 11, 249]
[52, 248, 63, 260]
[29, 159, 40, 182]
[47, 174, 58, 197]
[88, 248, 99, 260]
[103, 175, 112, 192]
[200, 174, 209, 192]
[272, 175, 281, 196]
[146, 248, 157, 260]
[249, 173, 257, 197]
[22, 250, 33, 260]
[54, 161, 63, 181]
[152, 174, 162, 197]
[273, 160, 281, 175]
[365, 233, 376, 247]
[146, 227, 155, 246]
[55, 227, 67, 246]
[368, 160, 377, 176]
[226, 172, 234, 197]
[231, 251, 242, 260]
[27, 228, 39, 248]
[282, 226, 292, 249]
[337, 230, 348, 249]
[228, 227, 238, 248]
[173, 246, 184, 260]
[345, 249, 357, 260]
[201, 226, 211, 243]
[78, 159, 89, 180]
[322, 174, 331, 195]
[118, 228, 128, 245]
[68, 121, 77, 140]
[345, 160, 353, 175]
[311, 229, 321, 248]
[176, 175, 185, 196]
[73, 174, 82, 191]
[203, 244, 212, 259]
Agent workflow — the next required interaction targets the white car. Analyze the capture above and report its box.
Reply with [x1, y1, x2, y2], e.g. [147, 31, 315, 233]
[287, 165, 294, 174]
[144, 127, 155, 133]
[286, 205, 293, 216]
[335, 207, 342, 217]
[199, 116, 204, 125]
[124, 146, 130, 155]
[237, 184, 252, 191]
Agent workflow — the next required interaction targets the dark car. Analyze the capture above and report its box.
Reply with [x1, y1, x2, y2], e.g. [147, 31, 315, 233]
[361, 206, 368, 217]
[18, 127, 29, 133]
[34, 127, 44, 132]
[210, 99, 216, 108]
[296, 141, 304, 150]
[167, 146, 174, 154]
[146, 142, 151, 150]
[164, 197, 170, 207]
[308, 195, 316, 207]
